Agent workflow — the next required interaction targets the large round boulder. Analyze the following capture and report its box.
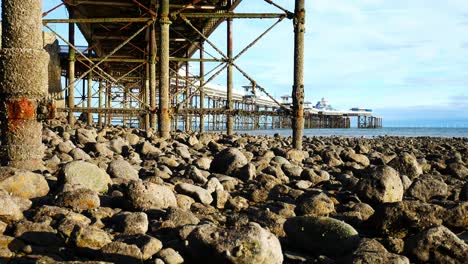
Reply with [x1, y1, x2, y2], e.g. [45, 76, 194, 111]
[210, 148, 247, 175]
[55, 188, 100, 213]
[187, 222, 283, 264]
[284, 216, 360, 256]
[60, 161, 111, 193]
[126, 181, 177, 211]
[0, 167, 49, 199]
[407, 174, 448, 202]
[356, 165, 404, 204]
[107, 160, 139, 181]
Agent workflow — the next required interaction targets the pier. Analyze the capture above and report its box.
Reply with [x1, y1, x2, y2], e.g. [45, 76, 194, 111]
[53, 62, 382, 131]
[0, 0, 382, 169]
[48, 1, 380, 131]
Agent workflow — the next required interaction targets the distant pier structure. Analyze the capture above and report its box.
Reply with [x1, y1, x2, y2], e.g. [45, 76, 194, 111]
[0, 0, 382, 167]
[282, 97, 382, 129]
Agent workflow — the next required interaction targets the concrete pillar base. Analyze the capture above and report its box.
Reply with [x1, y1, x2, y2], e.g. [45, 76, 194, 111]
[0, 0, 48, 171]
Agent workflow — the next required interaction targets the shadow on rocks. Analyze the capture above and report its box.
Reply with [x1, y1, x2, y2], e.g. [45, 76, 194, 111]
[0, 235, 67, 263]
[100, 252, 142, 264]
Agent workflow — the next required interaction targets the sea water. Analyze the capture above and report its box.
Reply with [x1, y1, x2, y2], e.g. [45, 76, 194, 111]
[237, 127, 468, 138]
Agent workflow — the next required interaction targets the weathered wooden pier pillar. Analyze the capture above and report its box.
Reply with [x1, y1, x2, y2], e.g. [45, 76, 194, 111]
[0, 0, 49, 170]
[158, 0, 171, 138]
[292, 0, 305, 149]
[226, 3, 234, 135]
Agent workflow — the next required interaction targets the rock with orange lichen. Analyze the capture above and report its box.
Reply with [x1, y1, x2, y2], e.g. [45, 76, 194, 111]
[0, 167, 49, 199]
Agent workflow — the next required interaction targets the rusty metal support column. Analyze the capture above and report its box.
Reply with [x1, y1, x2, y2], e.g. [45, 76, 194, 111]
[87, 55, 93, 125]
[98, 79, 103, 126]
[175, 72, 180, 130]
[123, 88, 128, 126]
[292, 0, 305, 149]
[0, 0, 49, 170]
[81, 73, 85, 108]
[158, 0, 171, 138]
[185, 60, 190, 131]
[68, 22, 76, 124]
[150, 25, 157, 129]
[226, 15, 234, 135]
[213, 98, 218, 130]
[199, 43, 205, 132]
[189, 94, 193, 130]
[106, 82, 111, 125]
[207, 97, 211, 130]
[145, 62, 150, 129]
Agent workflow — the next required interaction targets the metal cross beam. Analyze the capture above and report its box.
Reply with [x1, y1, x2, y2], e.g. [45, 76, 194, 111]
[176, 13, 288, 19]
[43, 18, 153, 24]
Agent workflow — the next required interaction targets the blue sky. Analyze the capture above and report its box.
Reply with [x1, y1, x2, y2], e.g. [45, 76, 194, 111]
[10, 0, 468, 126]
[230, 0, 468, 125]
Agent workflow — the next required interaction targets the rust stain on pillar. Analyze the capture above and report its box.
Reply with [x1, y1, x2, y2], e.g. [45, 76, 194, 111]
[0, 0, 49, 170]
[7, 98, 36, 120]
[6, 98, 37, 130]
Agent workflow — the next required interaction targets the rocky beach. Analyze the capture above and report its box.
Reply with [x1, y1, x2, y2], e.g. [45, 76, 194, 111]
[0, 121, 467, 263]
